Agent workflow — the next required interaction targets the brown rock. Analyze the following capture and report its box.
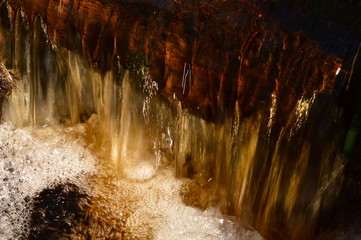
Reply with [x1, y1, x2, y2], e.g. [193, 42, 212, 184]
[0, 61, 13, 118]
[3, 0, 341, 123]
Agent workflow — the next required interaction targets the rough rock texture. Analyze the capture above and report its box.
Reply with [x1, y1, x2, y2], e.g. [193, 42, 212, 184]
[0, 61, 12, 118]
[0, 62, 11, 97]
[3, 0, 351, 123]
[29, 183, 91, 240]
[1, 1, 361, 239]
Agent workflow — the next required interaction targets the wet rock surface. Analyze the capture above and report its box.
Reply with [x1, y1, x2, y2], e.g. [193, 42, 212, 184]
[3, 0, 357, 123]
[1, 1, 360, 239]
[0, 124, 97, 239]
[0, 62, 11, 97]
[28, 183, 91, 240]
[0, 61, 12, 119]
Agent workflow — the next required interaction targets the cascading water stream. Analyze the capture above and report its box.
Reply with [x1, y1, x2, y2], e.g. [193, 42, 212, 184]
[0, 2, 348, 240]
[0, 5, 263, 240]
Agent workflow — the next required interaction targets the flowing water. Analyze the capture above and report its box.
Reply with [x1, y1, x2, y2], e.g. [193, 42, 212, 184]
[0, 5, 264, 240]
[0, 122, 265, 239]
[0, 3, 345, 240]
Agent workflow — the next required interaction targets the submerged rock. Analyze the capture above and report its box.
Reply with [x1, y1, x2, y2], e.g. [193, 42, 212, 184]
[28, 183, 91, 240]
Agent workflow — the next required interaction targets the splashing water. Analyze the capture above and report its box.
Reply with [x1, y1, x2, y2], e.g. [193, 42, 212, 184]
[0, 6, 263, 240]
[142, 68, 159, 124]
[0, 123, 96, 239]
[267, 91, 277, 136]
[0, 122, 264, 239]
[289, 93, 316, 139]
[0, 4, 346, 240]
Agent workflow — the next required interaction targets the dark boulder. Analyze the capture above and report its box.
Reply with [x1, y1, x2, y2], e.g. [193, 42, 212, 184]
[28, 183, 91, 240]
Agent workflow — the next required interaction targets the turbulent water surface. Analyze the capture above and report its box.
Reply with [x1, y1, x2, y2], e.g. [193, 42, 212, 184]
[0, 2, 348, 238]
[0, 122, 263, 240]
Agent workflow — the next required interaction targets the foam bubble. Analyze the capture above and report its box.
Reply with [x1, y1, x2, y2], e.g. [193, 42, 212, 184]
[83, 168, 264, 240]
[0, 122, 263, 240]
[0, 123, 96, 239]
[122, 160, 157, 180]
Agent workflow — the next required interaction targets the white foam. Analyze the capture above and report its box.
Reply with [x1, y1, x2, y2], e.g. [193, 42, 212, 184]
[122, 160, 157, 180]
[87, 168, 264, 240]
[0, 122, 263, 240]
[0, 123, 96, 239]
[139, 172, 263, 240]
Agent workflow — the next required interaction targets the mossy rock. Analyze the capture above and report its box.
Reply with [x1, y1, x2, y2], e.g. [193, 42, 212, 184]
[125, 50, 149, 71]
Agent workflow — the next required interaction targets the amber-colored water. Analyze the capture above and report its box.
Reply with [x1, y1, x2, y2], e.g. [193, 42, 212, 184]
[0, 5, 345, 240]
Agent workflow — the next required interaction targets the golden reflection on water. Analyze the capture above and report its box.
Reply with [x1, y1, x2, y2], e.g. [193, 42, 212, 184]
[0, 6, 345, 239]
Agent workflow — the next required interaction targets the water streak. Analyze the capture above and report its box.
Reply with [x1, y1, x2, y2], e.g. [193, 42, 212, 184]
[0, 10, 265, 238]
[0, 5, 345, 239]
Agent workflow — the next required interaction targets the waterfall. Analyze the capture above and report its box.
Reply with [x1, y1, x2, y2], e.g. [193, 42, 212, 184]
[0, 2, 347, 239]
